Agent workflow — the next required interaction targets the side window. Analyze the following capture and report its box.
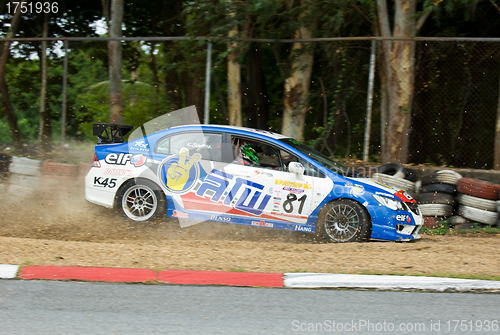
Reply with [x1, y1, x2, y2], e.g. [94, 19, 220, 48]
[231, 136, 281, 170]
[156, 137, 170, 155]
[279, 149, 325, 178]
[157, 132, 222, 162]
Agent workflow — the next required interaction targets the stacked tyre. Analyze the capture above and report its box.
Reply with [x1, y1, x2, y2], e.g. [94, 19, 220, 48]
[456, 178, 499, 227]
[372, 163, 417, 196]
[417, 170, 461, 229]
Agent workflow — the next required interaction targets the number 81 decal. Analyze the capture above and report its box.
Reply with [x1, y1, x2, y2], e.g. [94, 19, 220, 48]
[283, 193, 307, 214]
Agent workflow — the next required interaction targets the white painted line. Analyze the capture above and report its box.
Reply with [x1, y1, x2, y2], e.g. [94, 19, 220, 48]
[0, 264, 19, 279]
[284, 273, 500, 291]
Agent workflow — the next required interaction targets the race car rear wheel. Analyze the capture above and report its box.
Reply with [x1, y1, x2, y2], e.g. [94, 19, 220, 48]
[316, 199, 371, 243]
[116, 179, 166, 222]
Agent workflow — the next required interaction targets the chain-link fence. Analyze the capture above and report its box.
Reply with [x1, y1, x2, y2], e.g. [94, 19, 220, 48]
[1, 37, 499, 169]
[410, 40, 500, 169]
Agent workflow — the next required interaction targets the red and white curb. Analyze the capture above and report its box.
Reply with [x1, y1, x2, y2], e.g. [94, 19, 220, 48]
[2, 264, 500, 291]
[0, 264, 19, 279]
[283, 273, 500, 292]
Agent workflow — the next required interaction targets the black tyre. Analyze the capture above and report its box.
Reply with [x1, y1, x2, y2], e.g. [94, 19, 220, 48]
[315, 199, 371, 242]
[377, 163, 405, 179]
[403, 167, 418, 182]
[418, 192, 455, 206]
[420, 184, 456, 194]
[116, 179, 167, 222]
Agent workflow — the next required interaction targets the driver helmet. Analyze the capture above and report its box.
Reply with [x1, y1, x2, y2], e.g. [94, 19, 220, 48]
[239, 143, 260, 165]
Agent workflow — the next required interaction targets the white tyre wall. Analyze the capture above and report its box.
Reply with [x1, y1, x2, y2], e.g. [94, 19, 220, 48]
[457, 194, 497, 212]
[372, 173, 416, 192]
[458, 205, 499, 225]
[9, 157, 42, 176]
[419, 204, 454, 217]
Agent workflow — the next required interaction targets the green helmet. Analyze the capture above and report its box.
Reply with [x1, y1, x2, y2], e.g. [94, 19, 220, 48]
[240, 144, 259, 164]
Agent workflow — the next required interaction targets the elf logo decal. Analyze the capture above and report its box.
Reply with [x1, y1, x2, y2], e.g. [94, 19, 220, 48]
[396, 214, 411, 222]
[158, 148, 201, 194]
[105, 153, 147, 167]
[196, 169, 272, 216]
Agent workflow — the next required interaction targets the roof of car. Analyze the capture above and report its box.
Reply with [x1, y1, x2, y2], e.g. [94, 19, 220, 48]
[169, 124, 289, 140]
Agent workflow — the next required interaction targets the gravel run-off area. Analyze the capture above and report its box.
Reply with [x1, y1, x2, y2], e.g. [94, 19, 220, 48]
[1, 174, 500, 278]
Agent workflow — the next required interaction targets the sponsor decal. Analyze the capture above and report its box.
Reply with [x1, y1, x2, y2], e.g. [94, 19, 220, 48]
[271, 212, 307, 219]
[363, 201, 369, 206]
[345, 183, 364, 197]
[374, 181, 394, 189]
[104, 168, 133, 176]
[251, 220, 273, 228]
[172, 210, 189, 219]
[275, 179, 311, 190]
[254, 170, 273, 178]
[195, 169, 272, 216]
[131, 140, 149, 152]
[376, 191, 394, 198]
[283, 186, 304, 194]
[105, 153, 147, 167]
[186, 142, 212, 149]
[131, 154, 147, 167]
[294, 225, 312, 232]
[210, 215, 231, 222]
[93, 177, 117, 188]
[396, 214, 411, 223]
[158, 148, 201, 194]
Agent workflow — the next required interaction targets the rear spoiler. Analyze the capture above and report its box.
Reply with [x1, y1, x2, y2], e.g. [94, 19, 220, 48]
[93, 123, 134, 144]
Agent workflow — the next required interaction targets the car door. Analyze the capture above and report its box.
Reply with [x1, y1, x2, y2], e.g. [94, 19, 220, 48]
[221, 135, 319, 225]
[154, 131, 228, 214]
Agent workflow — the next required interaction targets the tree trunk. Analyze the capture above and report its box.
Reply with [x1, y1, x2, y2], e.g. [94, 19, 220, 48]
[387, 0, 416, 163]
[376, 0, 392, 163]
[0, 7, 22, 150]
[281, 26, 314, 142]
[108, 0, 124, 124]
[38, 12, 51, 151]
[227, 25, 242, 127]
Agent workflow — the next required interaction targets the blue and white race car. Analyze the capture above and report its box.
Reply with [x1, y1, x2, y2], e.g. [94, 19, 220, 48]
[85, 112, 423, 242]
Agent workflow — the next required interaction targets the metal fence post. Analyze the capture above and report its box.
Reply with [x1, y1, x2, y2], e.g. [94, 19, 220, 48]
[363, 39, 376, 162]
[204, 41, 213, 125]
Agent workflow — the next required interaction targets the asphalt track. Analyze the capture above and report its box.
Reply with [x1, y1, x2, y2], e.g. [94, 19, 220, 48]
[2, 280, 500, 335]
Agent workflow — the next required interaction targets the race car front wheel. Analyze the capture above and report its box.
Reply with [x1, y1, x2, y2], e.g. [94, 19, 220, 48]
[316, 199, 371, 242]
[116, 179, 166, 222]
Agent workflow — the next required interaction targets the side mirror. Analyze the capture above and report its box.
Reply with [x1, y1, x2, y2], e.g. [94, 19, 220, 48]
[289, 162, 305, 175]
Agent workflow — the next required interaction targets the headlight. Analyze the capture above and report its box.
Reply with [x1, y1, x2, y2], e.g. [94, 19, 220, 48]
[373, 194, 405, 211]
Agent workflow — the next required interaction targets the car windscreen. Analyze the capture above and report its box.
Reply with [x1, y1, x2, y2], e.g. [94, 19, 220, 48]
[279, 138, 355, 177]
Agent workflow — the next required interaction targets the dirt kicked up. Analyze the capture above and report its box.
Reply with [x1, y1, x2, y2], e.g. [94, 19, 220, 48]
[1, 175, 500, 279]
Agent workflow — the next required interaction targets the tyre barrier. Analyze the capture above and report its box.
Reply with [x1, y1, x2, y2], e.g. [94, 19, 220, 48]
[419, 184, 457, 194]
[7, 156, 42, 197]
[42, 161, 79, 177]
[458, 205, 499, 225]
[372, 173, 416, 193]
[376, 163, 417, 182]
[457, 194, 497, 212]
[418, 192, 455, 206]
[457, 178, 500, 201]
[423, 216, 443, 229]
[420, 173, 461, 186]
[418, 204, 454, 217]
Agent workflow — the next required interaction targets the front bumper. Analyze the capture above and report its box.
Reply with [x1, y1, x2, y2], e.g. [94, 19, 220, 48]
[367, 204, 424, 241]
